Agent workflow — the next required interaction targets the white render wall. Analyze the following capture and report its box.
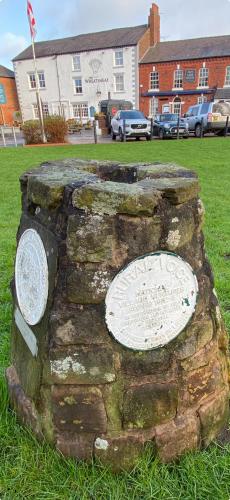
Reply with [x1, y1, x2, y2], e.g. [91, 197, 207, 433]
[13, 45, 139, 122]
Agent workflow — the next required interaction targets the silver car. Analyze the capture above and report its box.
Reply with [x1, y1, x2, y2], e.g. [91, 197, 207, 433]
[111, 110, 151, 141]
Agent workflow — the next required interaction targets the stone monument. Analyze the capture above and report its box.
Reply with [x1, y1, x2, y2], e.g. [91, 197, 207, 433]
[6, 159, 229, 471]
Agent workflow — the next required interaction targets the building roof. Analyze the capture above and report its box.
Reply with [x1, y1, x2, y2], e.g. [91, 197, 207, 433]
[141, 34, 230, 64]
[13, 24, 147, 62]
[0, 64, 14, 78]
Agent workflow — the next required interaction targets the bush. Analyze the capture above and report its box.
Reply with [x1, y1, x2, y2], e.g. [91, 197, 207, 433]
[21, 120, 42, 144]
[44, 115, 68, 143]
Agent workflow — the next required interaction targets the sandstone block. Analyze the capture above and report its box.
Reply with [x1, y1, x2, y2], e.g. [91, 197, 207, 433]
[52, 386, 107, 433]
[66, 266, 114, 304]
[72, 181, 161, 216]
[155, 412, 200, 462]
[57, 432, 95, 460]
[138, 177, 199, 205]
[123, 382, 178, 429]
[50, 302, 109, 346]
[120, 348, 171, 376]
[27, 165, 98, 209]
[67, 213, 127, 267]
[48, 347, 116, 385]
[6, 366, 42, 438]
[198, 390, 229, 447]
[117, 215, 161, 260]
[136, 163, 197, 181]
[94, 432, 151, 471]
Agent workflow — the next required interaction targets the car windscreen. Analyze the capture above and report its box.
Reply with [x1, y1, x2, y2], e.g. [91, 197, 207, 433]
[120, 111, 145, 119]
[213, 101, 230, 116]
[159, 114, 178, 122]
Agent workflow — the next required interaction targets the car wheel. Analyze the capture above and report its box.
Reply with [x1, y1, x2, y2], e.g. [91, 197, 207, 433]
[159, 128, 164, 140]
[111, 129, 116, 140]
[195, 124, 202, 138]
[146, 135, 152, 141]
[119, 128, 124, 142]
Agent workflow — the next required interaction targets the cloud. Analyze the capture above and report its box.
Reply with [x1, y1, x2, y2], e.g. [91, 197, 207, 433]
[0, 32, 28, 61]
[33, 0, 230, 43]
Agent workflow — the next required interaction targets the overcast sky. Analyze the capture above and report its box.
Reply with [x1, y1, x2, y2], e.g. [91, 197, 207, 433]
[1, 0, 230, 68]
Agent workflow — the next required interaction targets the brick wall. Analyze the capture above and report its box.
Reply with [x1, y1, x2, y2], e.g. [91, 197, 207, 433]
[0, 76, 19, 125]
[138, 28, 151, 60]
[139, 56, 230, 116]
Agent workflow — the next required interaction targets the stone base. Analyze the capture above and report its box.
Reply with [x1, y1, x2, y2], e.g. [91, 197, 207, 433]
[8, 159, 230, 471]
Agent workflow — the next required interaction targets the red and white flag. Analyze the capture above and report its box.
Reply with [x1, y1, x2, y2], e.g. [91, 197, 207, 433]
[27, 0, 36, 39]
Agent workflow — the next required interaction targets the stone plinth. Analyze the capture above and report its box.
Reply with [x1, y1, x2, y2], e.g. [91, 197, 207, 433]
[6, 159, 229, 471]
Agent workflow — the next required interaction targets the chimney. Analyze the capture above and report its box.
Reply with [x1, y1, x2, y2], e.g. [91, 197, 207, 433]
[148, 3, 160, 46]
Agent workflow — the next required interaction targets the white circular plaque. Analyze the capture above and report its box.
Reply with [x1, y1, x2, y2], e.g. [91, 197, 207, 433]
[15, 229, 49, 326]
[105, 252, 198, 351]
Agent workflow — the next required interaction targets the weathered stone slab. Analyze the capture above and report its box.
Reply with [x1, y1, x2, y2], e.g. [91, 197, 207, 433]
[72, 181, 162, 216]
[48, 347, 116, 384]
[136, 163, 197, 181]
[26, 165, 99, 209]
[57, 432, 95, 460]
[52, 386, 107, 433]
[50, 302, 110, 346]
[138, 177, 199, 205]
[66, 266, 114, 304]
[155, 412, 200, 462]
[198, 390, 229, 447]
[117, 215, 162, 260]
[6, 366, 42, 438]
[94, 432, 152, 471]
[123, 382, 178, 429]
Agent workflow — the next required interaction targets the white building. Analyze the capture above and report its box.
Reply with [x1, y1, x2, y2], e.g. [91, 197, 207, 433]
[13, 4, 160, 122]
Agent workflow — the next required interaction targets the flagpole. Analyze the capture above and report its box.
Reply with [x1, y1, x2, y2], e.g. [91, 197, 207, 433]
[31, 38, 47, 143]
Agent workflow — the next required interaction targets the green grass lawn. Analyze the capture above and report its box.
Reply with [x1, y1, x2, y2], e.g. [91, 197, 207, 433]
[1, 139, 230, 499]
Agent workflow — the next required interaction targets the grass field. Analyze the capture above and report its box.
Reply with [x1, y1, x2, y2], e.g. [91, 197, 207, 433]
[0, 139, 230, 499]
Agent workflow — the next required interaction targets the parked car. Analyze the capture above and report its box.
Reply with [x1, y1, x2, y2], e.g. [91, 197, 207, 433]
[153, 113, 189, 139]
[100, 99, 133, 133]
[184, 101, 230, 137]
[111, 110, 151, 141]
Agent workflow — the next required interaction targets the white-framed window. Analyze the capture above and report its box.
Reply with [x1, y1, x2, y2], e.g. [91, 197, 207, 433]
[33, 102, 49, 119]
[72, 55, 81, 72]
[114, 49, 123, 67]
[197, 95, 207, 104]
[149, 97, 158, 117]
[72, 103, 89, 119]
[28, 72, 46, 89]
[174, 69, 183, 89]
[74, 77, 83, 94]
[173, 97, 182, 115]
[150, 71, 159, 90]
[225, 66, 230, 86]
[114, 73, 124, 92]
[198, 67, 209, 87]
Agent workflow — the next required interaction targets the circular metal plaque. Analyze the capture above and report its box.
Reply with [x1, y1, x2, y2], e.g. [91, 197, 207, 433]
[105, 252, 198, 351]
[15, 229, 49, 326]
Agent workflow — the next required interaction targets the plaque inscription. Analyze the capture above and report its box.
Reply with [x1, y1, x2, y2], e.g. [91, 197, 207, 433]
[105, 252, 198, 351]
[15, 229, 49, 326]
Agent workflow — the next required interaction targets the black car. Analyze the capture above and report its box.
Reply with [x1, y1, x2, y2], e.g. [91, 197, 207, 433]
[153, 113, 189, 139]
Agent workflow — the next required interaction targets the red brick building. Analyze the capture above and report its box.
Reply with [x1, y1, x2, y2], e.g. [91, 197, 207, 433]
[0, 65, 19, 125]
[139, 4, 230, 117]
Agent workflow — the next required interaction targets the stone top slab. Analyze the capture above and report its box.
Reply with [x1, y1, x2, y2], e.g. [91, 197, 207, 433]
[136, 163, 197, 181]
[138, 177, 199, 205]
[72, 181, 162, 216]
[20, 159, 199, 210]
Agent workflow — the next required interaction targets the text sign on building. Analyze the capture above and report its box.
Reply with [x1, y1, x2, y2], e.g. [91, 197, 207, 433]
[185, 70, 196, 83]
[0, 84, 6, 104]
[105, 252, 198, 351]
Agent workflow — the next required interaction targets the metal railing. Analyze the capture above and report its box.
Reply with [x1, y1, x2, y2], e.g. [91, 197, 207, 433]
[0, 126, 18, 147]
